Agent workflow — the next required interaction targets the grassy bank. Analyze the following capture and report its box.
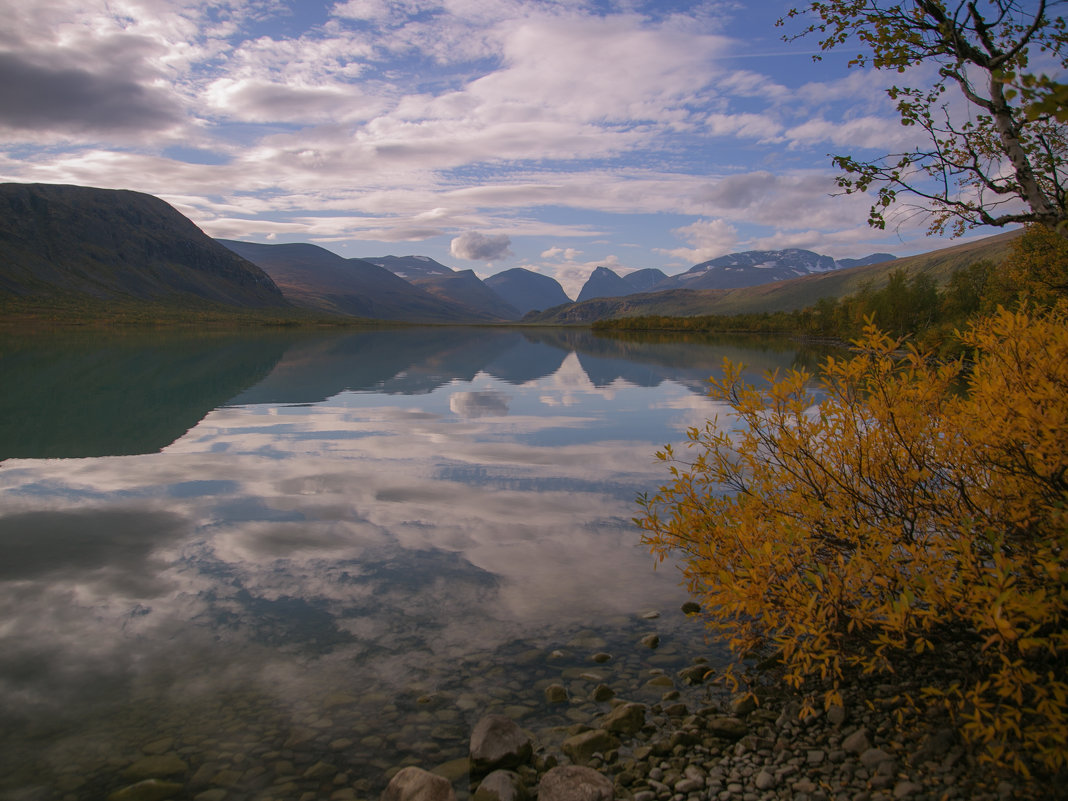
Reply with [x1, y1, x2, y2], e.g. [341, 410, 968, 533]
[0, 294, 386, 331]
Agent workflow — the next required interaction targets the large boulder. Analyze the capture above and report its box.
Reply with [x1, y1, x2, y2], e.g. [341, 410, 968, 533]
[538, 766, 613, 801]
[600, 703, 646, 736]
[472, 770, 528, 801]
[704, 716, 748, 741]
[469, 715, 533, 776]
[561, 729, 619, 766]
[381, 766, 456, 801]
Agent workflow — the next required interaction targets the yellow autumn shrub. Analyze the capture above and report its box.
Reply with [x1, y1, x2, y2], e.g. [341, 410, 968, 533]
[637, 304, 1068, 776]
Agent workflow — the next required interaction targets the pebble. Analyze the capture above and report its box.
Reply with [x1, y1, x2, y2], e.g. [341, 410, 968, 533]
[545, 685, 569, 704]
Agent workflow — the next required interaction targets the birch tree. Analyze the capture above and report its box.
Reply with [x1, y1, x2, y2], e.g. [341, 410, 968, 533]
[781, 0, 1068, 235]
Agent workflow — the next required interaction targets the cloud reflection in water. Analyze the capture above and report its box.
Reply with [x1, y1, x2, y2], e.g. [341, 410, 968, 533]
[0, 329, 823, 797]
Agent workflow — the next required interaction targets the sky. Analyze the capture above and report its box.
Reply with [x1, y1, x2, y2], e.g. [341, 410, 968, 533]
[0, 0, 1019, 298]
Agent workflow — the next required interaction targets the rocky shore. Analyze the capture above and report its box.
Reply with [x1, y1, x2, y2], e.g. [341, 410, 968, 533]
[89, 605, 1050, 801]
[381, 665, 1045, 801]
[393, 670, 1042, 801]
[394, 624, 1052, 801]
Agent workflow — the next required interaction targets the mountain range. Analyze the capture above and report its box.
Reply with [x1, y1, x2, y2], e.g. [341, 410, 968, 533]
[216, 239, 502, 322]
[522, 230, 1021, 324]
[1, 182, 1019, 326]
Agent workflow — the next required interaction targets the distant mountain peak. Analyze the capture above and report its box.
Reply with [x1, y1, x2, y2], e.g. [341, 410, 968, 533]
[484, 267, 571, 316]
[577, 266, 633, 302]
[363, 255, 454, 280]
[652, 248, 838, 292]
[620, 268, 668, 292]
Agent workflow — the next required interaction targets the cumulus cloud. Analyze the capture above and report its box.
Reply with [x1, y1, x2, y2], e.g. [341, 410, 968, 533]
[705, 112, 783, 142]
[661, 218, 739, 264]
[785, 115, 917, 151]
[541, 246, 582, 260]
[457, 12, 728, 130]
[0, 53, 182, 135]
[450, 231, 512, 261]
[330, 0, 396, 22]
[203, 79, 380, 123]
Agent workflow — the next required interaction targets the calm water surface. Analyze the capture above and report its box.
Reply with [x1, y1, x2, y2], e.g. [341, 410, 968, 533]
[0, 327, 829, 801]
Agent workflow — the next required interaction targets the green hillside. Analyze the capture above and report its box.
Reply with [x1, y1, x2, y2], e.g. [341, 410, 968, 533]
[0, 183, 288, 309]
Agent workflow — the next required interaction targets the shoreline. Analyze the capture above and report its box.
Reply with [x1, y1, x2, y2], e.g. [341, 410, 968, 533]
[78, 611, 1052, 801]
[452, 665, 1049, 801]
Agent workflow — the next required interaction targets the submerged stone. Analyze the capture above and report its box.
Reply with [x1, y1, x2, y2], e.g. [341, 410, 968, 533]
[642, 675, 673, 690]
[677, 665, 711, 685]
[141, 738, 175, 755]
[538, 766, 613, 801]
[323, 691, 360, 708]
[591, 685, 615, 703]
[107, 779, 184, 801]
[470, 715, 533, 776]
[122, 755, 188, 781]
[545, 685, 568, 704]
[382, 766, 456, 801]
[431, 758, 470, 783]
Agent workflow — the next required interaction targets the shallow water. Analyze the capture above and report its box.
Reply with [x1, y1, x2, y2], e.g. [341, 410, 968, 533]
[0, 326, 829, 800]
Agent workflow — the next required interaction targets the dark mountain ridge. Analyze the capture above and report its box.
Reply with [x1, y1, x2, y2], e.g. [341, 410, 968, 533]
[577, 266, 635, 302]
[407, 269, 521, 321]
[483, 268, 571, 315]
[0, 183, 286, 308]
[218, 240, 489, 322]
[622, 268, 669, 292]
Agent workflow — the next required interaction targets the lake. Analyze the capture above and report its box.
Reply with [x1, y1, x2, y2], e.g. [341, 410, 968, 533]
[0, 326, 830, 801]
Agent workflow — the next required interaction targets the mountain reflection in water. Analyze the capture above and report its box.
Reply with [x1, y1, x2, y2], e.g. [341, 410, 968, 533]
[0, 327, 832, 801]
